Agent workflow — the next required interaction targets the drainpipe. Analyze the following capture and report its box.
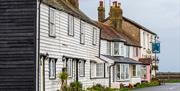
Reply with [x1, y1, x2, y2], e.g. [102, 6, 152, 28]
[109, 63, 115, 87]
[37, 0, 42, 91]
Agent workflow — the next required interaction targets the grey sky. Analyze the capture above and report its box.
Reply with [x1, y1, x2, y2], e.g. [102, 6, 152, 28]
[80, 0, 180, 72]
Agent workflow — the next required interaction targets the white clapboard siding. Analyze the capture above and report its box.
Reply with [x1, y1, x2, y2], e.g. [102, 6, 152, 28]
[39, 4, 108, 91]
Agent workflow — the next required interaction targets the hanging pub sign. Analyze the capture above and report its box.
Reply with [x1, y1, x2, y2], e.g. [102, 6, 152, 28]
[152, 42, 160, 53]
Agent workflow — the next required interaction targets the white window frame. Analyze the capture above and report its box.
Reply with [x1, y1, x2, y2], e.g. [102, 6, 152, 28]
[120, 43, 124, 56]
[79, 60, 85, 77]
[49, 58, 56, 79]
[93, 28, 97, 45]
[113, 42, 119, 56]
[49, 8, 56, 37]
[80, 21, 85, 44]
[68, 15, 74, 36]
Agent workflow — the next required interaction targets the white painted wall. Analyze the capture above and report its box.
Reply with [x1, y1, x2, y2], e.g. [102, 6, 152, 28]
[39, 4, 108, 91]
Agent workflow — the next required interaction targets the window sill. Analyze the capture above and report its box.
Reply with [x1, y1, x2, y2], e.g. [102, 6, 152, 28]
[90, 77, 109, 79]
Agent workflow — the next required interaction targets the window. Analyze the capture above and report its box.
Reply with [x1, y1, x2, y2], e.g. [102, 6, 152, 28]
[120, 44, 124, 56]
[143, 32, 146, 47]
[80, 21, 85, 44]
[49, 58, 56, 79]
[126, 46, 130, 57]
[132, 65, 136, 76]
[49, 8, 56, 37]
[79, 60, 85, 77]
[93, 28, 97, 45]
[107, 42, 111, 55]
[116, 64, 129, 81]
[114, 42, 119, 55]
[96, 63, 104, 77]
[68, 15, 74, 36]
[141, 65, 147, 79]
[133, 47, 139, 57]
[147, 34, 150, 48]
[67, 59, 73, 77]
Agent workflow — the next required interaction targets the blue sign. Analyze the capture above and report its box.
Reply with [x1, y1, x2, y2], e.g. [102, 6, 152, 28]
[152, 42, 160, 53]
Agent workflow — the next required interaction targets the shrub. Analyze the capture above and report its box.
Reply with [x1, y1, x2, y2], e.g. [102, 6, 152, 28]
[87, 84, 116, 91]
[128, 83, 133, 89]
[67, 81, 82, 91]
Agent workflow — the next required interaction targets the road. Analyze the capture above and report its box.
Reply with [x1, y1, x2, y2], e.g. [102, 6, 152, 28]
[131, 83, 180, 91]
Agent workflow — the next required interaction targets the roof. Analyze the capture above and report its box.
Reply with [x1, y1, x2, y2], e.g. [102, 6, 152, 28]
[123, 17, 156, 35]
[96, 22, 141, 47]
[102, 55, 142, 64]
[42, 0, 99, 28]
[139, 58, 152, 65]
[104, 17, 156, 35]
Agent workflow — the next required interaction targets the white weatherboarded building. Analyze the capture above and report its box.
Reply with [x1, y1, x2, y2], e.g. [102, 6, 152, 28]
[39, 0, 108, 90]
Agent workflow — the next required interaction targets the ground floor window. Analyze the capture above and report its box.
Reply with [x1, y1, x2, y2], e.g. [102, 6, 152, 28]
[132, 65, 141, 77]
[90, 62, 105, 78]
[141, 65, 147, 79]
[49, 58, 57, 79]
[115, 64, 129, 81]
[79, 60, 85, 77]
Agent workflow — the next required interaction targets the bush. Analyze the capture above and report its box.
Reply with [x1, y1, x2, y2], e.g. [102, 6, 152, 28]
[87, 84, 115, 91]
[67, 81, 82, 91]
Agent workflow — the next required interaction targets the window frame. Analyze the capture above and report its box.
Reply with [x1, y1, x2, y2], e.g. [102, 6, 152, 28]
[49, 8, 56, 37]
[49, 58, 57, 80]
[68, 15, 74, 36]
[66, 59, 73, 77]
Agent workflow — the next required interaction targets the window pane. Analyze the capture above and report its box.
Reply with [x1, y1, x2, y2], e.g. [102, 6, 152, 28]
[68, 15, 74, 36]
[80, 21, 85, 44]
[107, 42, 111, 55]
[133, 65, 136, 76]
[67, 59, 72, 77]
[93, 28, 97, 45]
[114, 42, 119, 55]
[96, 63, 104, 77]
[49, 8, 55, 37]
[49, 58, 56, 79]
[79, 60, 85, 76]
[116, 65, 120, 80]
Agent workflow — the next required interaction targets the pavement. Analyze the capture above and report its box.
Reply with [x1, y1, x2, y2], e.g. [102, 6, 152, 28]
[131, 83, 180, 91]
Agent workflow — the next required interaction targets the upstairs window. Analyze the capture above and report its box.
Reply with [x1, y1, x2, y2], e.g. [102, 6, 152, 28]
[107, 42, 111, 55]
[80, 21, 85, 44]
[120, 44, 124, 56]
[133, 47, 139, 57]
[49, 8, 56, 37]
[114, 42, 119, 56]
[49, 58, 57, 79]
[93, 28, 97, 45]
[68, 15, 74, 36]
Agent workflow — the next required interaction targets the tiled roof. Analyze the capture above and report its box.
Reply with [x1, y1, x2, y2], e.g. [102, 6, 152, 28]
[96, 22, 141, 47]
[42, 0, 99, 28]
[104, 17, 156, 35]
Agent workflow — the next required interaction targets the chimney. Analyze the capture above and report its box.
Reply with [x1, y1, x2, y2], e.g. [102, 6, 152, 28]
[68, 0, 79, 9]
[98, 1, 105, 22]
[109, 1, 123, 32]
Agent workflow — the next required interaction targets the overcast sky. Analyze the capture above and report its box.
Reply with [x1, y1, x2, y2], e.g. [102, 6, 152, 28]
[80, 0, 180, 72]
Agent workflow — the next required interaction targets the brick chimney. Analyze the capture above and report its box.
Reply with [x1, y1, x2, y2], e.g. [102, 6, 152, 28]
[98, 0, 105, 22]
[109, 1, 123, 32]
[67, 0, 79, 9]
